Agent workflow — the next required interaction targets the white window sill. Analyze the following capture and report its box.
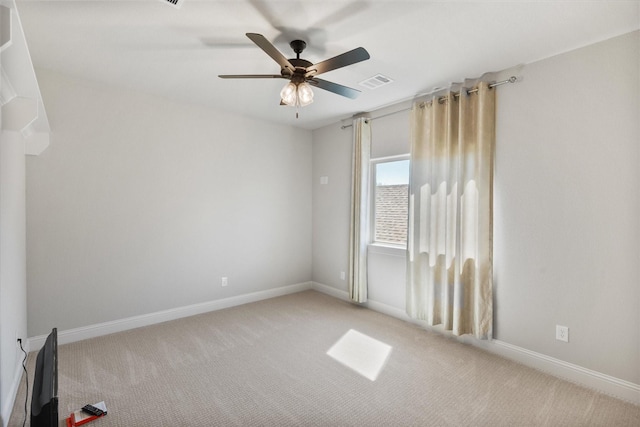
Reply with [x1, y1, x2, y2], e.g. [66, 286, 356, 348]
[368, 243, 407, 258]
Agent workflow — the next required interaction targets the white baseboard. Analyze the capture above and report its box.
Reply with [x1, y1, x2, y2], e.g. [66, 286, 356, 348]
[311, 281, 640, 406]
[29, 282, 313, 351]
[311, 281, 350, 302]
[25, 280, 639, 406]
[311, 281, 413, 321]
[474, 339, 640, 405]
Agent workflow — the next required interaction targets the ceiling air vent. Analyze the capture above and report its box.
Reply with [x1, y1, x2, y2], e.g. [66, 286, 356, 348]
[159, 0, 185, 9]
[359, 74, 394, 90]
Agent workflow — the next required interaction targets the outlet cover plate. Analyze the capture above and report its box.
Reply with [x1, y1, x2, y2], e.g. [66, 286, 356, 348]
[556, 325, 569, 342]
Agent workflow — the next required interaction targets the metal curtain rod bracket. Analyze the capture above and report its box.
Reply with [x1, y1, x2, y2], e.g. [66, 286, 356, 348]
[467, 75, 517, 94]
[341, 76, 518, 129]
[423, 76, 519, 107]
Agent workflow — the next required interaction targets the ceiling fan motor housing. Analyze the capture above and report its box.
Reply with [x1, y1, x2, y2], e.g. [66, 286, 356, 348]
[290, 40, 307, 56]
[282, 58, 313, 82]
[281, 39, 316, 82]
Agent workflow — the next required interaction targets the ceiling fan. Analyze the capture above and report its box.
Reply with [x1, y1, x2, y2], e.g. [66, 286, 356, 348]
[219, 33, 370, 114]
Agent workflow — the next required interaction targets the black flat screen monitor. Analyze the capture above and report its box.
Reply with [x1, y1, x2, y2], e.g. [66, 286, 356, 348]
[30, 328, 58, 427]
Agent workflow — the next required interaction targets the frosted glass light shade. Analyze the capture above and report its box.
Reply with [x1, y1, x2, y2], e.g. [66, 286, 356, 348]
[297, 82, 314, 106]
[280, 82, 297, 106]
[280, 81, 314, 107]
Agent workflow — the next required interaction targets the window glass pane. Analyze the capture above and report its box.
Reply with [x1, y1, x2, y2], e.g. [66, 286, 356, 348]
[374, 159, 409, 245]
[376, 160, 410, 185]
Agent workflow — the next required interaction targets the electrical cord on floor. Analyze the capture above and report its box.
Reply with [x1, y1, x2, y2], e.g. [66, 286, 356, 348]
[18, 339, 28, 427]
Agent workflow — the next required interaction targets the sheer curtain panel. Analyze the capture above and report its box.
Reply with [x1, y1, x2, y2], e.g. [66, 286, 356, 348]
[348, 117, 371, 303]
[406, 80, 495, 339]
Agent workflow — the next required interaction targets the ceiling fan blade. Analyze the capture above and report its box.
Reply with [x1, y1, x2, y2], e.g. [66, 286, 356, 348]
[248, 0, 282, 31]
[312, 1, 370, 30]
[306, 47, 370, 77]
[308, 78, 361, 99]
[246, 33, 295, 72]
[218, 74, 285, 79]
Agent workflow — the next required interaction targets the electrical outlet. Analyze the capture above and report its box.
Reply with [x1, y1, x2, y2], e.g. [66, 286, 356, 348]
[340, 271, 346, 280]
[556, 325, 569, 342]
[15, 331, 22, 357]
[221, 277, 228, 287]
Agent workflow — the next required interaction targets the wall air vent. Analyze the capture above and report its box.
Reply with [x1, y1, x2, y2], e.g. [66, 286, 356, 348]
[159, 0, 185, 9]
[359, 74, 394, 90]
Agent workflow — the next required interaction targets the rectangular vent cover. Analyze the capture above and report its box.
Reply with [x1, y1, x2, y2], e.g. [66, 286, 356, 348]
[359, 74, 394, 90]
[159, 0, 185, 9]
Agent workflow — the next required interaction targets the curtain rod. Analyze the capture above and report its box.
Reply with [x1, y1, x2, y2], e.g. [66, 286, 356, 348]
[430, 75, 517, 102]
[340, 76, 517, 129]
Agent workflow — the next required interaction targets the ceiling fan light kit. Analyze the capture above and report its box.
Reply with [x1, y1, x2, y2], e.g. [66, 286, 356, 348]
[280, 81, 314, 107]
[219, 33, 370, 118]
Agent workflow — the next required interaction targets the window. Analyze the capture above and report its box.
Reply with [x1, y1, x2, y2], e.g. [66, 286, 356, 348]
[371, 156, 410, 247]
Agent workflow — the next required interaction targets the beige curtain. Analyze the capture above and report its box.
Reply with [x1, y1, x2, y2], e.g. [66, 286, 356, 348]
[348, 117, 371, 303]
[406, 80, 495, 339]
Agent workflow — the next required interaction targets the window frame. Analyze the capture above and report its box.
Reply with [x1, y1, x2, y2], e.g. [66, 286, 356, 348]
[369, 154, 410, 251]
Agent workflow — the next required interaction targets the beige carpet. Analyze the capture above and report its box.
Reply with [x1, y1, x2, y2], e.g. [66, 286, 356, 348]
[9, 290, 640, 426]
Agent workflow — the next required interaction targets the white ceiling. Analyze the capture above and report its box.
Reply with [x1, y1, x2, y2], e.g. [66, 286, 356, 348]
[16, 0, 640, 130]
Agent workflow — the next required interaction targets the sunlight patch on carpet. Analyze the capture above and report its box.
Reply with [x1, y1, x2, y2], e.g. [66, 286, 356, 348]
[326, 329, 392, 381]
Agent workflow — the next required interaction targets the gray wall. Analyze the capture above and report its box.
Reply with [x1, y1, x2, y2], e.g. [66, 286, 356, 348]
[0, 131, 28, 424]
[312, 107, 411, 300]
[493, 31, 639, 384]
[311, 123, 351, 288]
[26, 69, 313, 337]
[311, 31, 640, 384]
